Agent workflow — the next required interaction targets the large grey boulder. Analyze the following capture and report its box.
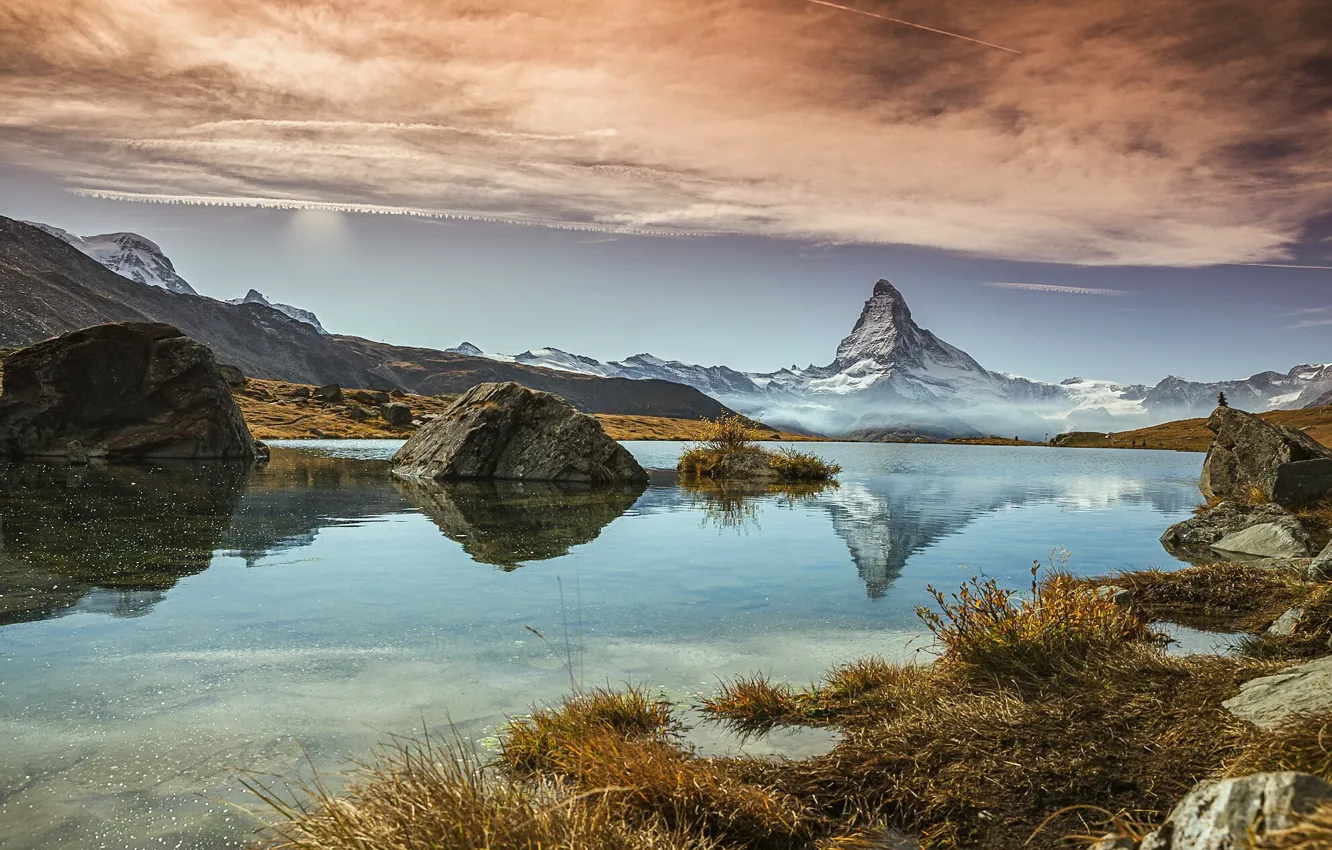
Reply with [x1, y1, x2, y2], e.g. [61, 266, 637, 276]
[0, 323, 256, 460]
[1225, 655, 1332, 730]
[1200, 406, 1332, 508]
[1211, 521, 1315, 559]
[391, 382, 647, 484]
[1137, 772, 1332, 850]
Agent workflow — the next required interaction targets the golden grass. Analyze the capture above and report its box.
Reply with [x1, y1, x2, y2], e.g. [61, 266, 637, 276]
[235, 378, 456, 439]
[1271, 800, 1332, 850]
[1085, 562, 1313, 633]
[262, 564, 1294, 850]
[500, 687, 680, 775]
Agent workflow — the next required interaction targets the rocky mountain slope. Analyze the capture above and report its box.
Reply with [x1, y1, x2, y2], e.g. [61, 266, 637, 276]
[228, 289, 327, 333]
[0, 217, 731, 419]
[24, 222, 199, 295]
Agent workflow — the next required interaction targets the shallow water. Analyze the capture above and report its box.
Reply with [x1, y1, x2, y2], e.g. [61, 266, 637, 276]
[0, 441, 1203, 849]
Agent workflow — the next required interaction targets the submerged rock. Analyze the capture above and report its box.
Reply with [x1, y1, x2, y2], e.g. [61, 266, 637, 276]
[391, 381, 647, 483]
[1200, 406, 1332, 508]
[1225, 655, 1332, 730]
[1136, 772, 1332, 849]
[0, 323, 256, 460]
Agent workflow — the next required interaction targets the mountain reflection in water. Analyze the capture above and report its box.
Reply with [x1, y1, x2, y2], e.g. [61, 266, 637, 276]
[0, 442, 1204, 628]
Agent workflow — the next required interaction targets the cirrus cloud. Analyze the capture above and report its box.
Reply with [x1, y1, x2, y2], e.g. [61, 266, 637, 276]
[981, 282, 1132, 297]
[1, 0, 1329, 266]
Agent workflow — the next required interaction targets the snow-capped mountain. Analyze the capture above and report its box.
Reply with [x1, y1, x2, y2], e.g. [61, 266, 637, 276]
[228, 289, 327, 334]
[452, 279, 1331, 439]
[25, 222, 198, 295]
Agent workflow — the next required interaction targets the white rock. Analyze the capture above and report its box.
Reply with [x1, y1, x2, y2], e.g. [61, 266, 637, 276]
[1211, 522, 1313, 559]
[1138, 772, 1332, 849]
[1225, 656, 1332, 730]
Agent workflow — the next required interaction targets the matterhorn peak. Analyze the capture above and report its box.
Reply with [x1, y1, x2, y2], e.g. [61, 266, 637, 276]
[833, 279, 921, 368]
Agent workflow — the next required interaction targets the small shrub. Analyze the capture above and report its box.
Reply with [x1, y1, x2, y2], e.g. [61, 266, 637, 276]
[767, 448, 841, 481]
[1246, 484, 1271, 505]
[917, 561, 1153, 677]
[697, 414, 762, 454]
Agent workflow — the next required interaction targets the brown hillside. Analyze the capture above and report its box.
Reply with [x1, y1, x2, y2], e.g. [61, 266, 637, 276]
[1054, 406, 1332, 452]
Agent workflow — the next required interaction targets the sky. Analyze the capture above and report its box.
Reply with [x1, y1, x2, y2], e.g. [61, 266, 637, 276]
[1, 0, 1330, 385]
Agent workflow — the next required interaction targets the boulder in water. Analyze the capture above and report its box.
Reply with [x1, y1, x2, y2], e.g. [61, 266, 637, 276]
[0, 323, 257, 460]
[1200, 406, 1332, 508]
[391, 381, 647, 483]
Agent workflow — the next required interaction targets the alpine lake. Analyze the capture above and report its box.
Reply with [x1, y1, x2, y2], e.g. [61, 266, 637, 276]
[0, 440, 1215, 850]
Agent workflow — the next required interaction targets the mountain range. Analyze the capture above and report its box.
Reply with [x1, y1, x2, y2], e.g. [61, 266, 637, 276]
[0, 216, 731, 420]
[4, 215, 1328, 439]
[451, 280, 1332, 438]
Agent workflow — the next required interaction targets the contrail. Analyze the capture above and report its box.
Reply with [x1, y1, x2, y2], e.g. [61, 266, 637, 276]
[803, 0, 1022, 54]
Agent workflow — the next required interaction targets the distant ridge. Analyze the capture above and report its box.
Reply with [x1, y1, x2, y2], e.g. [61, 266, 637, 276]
[0, 217, 733, 419]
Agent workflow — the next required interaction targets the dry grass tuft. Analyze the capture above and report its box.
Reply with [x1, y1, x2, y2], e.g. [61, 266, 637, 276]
[500, 689, 818, 848]
[761, 647, 1271, 849]
[1229, 712, 1332, 780]
[1295, 497, 1332, 543]
[501, 687, 679, 775]
[1088, 562, 1312, 632]
[1241, 585, 1332, 661]
[246, 733, 713, 850]
[1194, 494, 1226, 515]
[918, 562, 1154, 678]
[1246, 484, 1272, 505]
[1270, 800, 1332, 850]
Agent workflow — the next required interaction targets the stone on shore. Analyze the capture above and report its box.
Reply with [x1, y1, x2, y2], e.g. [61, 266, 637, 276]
[379, 402, 413, 428]
[391, 381, 647, 484]
[0, 323, 257, 460]
[1224, 655, 1332, 730]
[1200, 406, 1332, 508]
[1136, 772, 1332, 849]
[313, 383, 343, 402]
[1211, 520, 1315, 559]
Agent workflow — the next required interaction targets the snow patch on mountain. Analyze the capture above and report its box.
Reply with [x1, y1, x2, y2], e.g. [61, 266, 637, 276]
[228, 289, 327, 334]
[25, 222, 198, 295]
